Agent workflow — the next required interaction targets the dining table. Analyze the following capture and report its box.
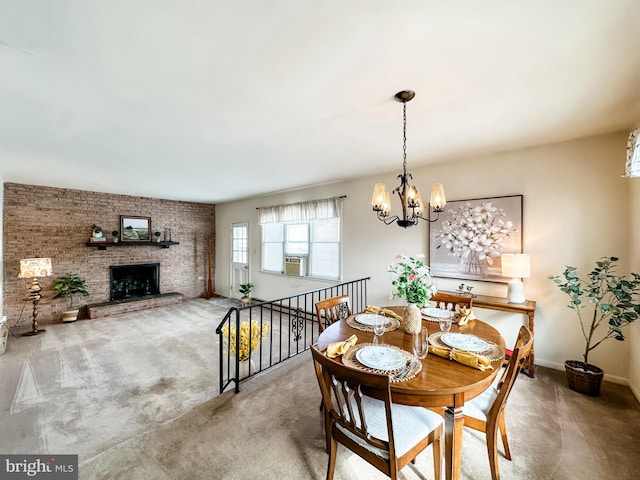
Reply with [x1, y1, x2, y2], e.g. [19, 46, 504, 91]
[316, 305, 506, 480]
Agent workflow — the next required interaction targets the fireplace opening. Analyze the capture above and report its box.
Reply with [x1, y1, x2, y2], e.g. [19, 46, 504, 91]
[110, 263, 160, 301]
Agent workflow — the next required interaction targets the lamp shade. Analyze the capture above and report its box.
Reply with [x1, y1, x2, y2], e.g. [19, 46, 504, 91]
[18, 258, 53, 278]
[501, 253, 530, 278]
[430, 183, 446, 211]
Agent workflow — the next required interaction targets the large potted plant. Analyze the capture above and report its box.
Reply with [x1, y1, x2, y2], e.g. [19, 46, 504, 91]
[549, 256, 640, 396]
[52, 273, 90, 322]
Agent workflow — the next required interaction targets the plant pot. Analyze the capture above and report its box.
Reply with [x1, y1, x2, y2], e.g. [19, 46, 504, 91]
[62, 309, 80, 323]
[564, 360, 604, 396]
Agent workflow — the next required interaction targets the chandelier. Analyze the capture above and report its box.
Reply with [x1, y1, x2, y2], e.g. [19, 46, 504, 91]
[371, 90, 446, 228]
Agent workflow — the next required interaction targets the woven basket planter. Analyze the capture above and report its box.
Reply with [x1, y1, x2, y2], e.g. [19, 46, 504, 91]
[565, 360, 604, 396]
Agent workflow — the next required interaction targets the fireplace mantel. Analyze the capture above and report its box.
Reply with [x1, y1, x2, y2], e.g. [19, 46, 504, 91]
[86, 241, 180, 250]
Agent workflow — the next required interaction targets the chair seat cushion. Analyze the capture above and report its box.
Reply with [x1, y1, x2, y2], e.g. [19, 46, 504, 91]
[465, 386, 499, 420]
[336, 395, 443, 458]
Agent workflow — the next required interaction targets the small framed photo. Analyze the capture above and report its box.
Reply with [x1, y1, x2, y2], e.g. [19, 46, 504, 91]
[429, 195, 523, 283]
[120, 216, 151, 242]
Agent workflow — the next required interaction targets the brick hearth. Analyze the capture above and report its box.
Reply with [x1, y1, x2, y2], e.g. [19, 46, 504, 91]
[86, 292, 183, 319]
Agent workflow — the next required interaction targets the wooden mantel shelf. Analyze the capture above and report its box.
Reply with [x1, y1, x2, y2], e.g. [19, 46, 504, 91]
[85, 241, 180, 250]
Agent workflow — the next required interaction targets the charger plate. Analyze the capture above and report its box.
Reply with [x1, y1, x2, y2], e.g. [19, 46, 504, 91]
[343, 343, 421, 383]
[428, 331, 505, 362]
[346, 315, 400, 332]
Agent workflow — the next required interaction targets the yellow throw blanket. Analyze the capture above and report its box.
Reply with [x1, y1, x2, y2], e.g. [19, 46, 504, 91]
[326, 334, 358, 358]
[457, 307, 476, 326]
[428, 345, 493, 371]
[364, 305, 402, 320]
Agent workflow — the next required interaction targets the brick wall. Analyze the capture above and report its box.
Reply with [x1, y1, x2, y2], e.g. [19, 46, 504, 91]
[2, 183, 215, 326]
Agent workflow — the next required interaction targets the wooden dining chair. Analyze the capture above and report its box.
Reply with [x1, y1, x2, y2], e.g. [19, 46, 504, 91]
[311, 344, 443, 480]
[315, 295, 351, 333]
[463, 325, 533, 480]
[430, 292, 473, 311]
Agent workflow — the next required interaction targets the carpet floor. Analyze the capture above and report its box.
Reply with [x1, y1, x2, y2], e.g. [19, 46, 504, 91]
[1, 299, 639, 479]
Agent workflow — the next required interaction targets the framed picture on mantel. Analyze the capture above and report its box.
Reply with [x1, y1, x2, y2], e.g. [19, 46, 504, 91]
[428, 195, 523, 283]
[120, 215, 151, 242]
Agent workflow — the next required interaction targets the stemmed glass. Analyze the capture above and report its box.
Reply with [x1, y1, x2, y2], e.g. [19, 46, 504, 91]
[439, 306, 452, 333]
[412, 326, 429, 359]
[373, 315, 386, 345]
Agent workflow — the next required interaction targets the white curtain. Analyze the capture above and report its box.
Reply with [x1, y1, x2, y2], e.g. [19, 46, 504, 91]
[625, 128, 640, 178]
[258, 197, 341, 224]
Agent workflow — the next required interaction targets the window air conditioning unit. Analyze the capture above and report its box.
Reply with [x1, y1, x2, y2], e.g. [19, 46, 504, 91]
[284, 256, 305, 277]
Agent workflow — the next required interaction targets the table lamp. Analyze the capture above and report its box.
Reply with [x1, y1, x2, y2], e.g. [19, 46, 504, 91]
[18, 257, 53, 336]
[501, 253, 530, 304]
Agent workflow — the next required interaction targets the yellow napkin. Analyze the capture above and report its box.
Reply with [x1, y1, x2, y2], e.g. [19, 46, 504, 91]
[457, 307, 476, 326]
[428, 345, 493, 371]
[326, 334, 358, 358]
[364, 305, 402, 320]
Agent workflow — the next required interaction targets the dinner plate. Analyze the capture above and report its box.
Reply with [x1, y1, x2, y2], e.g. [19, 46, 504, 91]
[354, 313, 388, 326]
[440, 333, 490, 352]
[355, 346, 406, 371]
[421, 307, 452, 319]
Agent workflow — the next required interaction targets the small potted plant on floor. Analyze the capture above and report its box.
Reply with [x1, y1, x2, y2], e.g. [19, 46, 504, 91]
[52, 273, 90, 322]
[549, 256, 640, 396]
[239, 282, 254, 305]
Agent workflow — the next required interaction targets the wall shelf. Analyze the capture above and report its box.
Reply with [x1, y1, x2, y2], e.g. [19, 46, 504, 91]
[86, 241, 179, 250]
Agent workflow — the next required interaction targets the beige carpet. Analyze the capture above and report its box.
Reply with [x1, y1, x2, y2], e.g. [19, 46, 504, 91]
[1, 299, 639, 479]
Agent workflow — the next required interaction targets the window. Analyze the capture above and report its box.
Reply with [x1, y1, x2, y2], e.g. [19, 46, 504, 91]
[259, 197, 342, 280]
[261, 218, 340, 279]
[232, 224, 248, 264]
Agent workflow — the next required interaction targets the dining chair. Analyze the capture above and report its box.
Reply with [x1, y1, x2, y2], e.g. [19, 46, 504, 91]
[463, 325, 533, 480]
[311, 344, 443, 480]
[315, 295, 351, 333]
[430, 292, 473, 310]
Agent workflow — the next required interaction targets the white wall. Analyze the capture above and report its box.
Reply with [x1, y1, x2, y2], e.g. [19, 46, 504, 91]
[629, 176, 640, 398]
[216, 131, 634, 381]
[0, 178, 3, 321]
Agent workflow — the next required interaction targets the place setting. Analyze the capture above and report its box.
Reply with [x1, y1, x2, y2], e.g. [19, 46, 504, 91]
[345, 307, 401, 333]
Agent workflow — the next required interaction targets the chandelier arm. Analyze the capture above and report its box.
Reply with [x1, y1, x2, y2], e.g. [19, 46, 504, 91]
[414, 211, 442, 223]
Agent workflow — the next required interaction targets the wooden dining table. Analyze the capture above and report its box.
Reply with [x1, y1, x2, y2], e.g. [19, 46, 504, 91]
[316, 306, 506, 480]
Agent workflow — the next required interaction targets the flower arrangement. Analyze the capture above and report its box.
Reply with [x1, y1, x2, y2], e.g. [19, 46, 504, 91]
[433, 201, 517, 275]
[221, 321, 270, 361]
[387, 254, 437, 306]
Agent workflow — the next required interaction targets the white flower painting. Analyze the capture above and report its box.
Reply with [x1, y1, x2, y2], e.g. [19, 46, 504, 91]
[429, 195, 523, 283]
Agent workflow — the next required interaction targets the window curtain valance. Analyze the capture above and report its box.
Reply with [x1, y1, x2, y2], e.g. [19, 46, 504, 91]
[258, 197, 342, 224]
[625, 128, 640, 178]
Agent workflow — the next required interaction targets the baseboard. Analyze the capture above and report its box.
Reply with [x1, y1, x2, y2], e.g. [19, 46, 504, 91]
[534, 358, 630, 386]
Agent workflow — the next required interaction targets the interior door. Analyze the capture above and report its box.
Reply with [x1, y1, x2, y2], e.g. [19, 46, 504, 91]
[230, 222, 249, 299]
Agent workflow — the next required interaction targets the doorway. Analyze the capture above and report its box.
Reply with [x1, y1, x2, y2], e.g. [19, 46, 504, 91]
[230, 222, 249, 299]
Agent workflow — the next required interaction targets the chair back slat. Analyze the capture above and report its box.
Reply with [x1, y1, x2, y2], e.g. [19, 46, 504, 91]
[430, 292, 473, 310]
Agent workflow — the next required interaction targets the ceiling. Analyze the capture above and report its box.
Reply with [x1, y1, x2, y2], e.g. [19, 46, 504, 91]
[1, 1, 639, 204]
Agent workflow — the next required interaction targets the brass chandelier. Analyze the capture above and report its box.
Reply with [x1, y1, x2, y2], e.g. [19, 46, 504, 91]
[371, 90, 446, 228]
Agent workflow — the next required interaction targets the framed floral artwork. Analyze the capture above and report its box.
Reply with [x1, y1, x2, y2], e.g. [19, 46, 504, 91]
[429, 195, 523, 283]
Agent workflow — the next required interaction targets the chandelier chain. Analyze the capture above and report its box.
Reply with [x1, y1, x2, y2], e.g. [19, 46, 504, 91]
[402, 101, 407, 169]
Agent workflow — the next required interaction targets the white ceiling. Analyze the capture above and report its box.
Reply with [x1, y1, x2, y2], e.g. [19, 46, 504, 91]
[1, 1, 639, 204]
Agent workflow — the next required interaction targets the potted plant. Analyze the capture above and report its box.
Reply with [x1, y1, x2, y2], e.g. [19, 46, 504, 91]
[239, 282, 254, 305]
[154, 231, 162, 243]
[52, 273, 90, 322]
[112, 230, 119, 243]
[549, 256, 640, 396]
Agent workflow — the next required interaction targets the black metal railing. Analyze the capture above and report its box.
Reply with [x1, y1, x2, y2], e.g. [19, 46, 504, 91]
[215, 277, 370, 393]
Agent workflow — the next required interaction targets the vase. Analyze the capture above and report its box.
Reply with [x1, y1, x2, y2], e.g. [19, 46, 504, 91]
[402, 303, 422, 334]
[237, 357, 256, 380]
[459, 251, 489, 277]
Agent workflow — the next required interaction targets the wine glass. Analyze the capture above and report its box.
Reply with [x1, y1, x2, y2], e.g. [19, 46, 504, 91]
[373, 315, 386, 345]
[412, 326, 429, 359]
[439, 308, 452, 333]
